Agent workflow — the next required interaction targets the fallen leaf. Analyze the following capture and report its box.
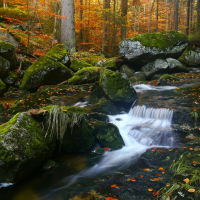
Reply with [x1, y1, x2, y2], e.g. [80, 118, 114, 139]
[188, 188, 195, 193]
[159, 167, 165, 171]
[130, 178, 136, 182]
[140, 175, 143, 178]
[111, 184, 119, 188]
[157, 173, 162, 176]
[193, 161, 197, 164]
[151, 178, 160, 181]
[183, 178, 190, 183]
[105, 147, 109, 151]
[143, 168, 150, 171]
[148, 188, 153, 192]
[166, 184, 170, 187]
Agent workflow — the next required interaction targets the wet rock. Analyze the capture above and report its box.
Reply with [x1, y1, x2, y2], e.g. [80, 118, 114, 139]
[141, 59, 169, 80]
[45, 44, 71, 67]
[120, 64, 135, 77]
[0, 41, 18, 68]
[19, 56, 74, 92]
[119, 31, 188, 68]
[86, 112, 109, 123]
[88, 82, 104, 104]
[3, 72, 18, 86]
[0, 56, 10, 78]
[68, 67, 107, 85]
[100, 71, 137, 107]
[70, 58, 92, 72]
[0, 112, 56, 183]
[129, 71, 146, 83]
[91, 121, 124, 150]
[181, 46, 200, 67]
[90, 98, 118, 115]
[166, 58, 188, 73]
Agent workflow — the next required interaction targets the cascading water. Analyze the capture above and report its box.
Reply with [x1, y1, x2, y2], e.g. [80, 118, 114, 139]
[52, 104, 174, 192]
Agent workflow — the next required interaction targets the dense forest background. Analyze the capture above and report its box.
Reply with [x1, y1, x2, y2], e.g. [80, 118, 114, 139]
[0, 0, 200, 56]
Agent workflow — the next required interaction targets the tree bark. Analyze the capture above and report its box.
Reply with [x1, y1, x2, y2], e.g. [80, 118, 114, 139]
[186, 0, 190, 35]
[61, 0, 76, 53]
[174, 0, 179, 31]
[121, 0, 128, 40]
[166, 0, 169, 31]
[198, 0, 200, 29]
[79, 0, 83, 50]
[148, 0, 155, 33]
[156, 0, 159, 32]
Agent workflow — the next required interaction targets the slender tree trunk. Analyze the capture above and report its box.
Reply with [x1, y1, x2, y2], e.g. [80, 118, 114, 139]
[133, 6, 137, 33]
[166, 0, 169, 31]
[121, 0, 128, 40]
[148, 0, 155, 33]
[102, 0, 110, 51]
[190, 0, 193, 31]
[174, 0, 179, 31]
[61, 0, 76, 53]
[137, 5, 140, 33]
[79, 0, 83, 50]
[198, 0, 200, 29]
[169, 1, 173, 30]
[156, 0, 159, 32]
[3, 0, 7, 9]
[186, 0, 191, 35]
[111, 0, 116, 56]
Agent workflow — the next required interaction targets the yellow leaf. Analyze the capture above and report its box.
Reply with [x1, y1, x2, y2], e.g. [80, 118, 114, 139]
[183, 178, 190, 183]
[188, 188, 195, 193]
[148, 188, 153, 192]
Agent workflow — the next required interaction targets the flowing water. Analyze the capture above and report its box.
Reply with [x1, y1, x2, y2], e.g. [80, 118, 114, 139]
[0, 84, 177, 200]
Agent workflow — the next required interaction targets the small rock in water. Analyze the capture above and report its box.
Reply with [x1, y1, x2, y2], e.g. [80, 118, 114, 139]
[115, 118, 122, 121]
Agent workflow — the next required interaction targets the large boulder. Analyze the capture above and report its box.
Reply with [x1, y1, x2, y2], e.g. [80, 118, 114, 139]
[119, 31, 188, 68]
[19, 56, 74, 91]
[44, 106, 96, 153]
[0, 56, 10, 78]
[181, 46, 200, 66]
[0, 112, 56, 183]
[142, 58, 188, 80]
[45, 44, 71, 67]
[68, 67, 106, 85]
[100, 71, 137, 108]
[120, 64, 135, 77]
[0, 40, 18, 68]
[166, 58, 188, 73]
[70, 58, 92, 72]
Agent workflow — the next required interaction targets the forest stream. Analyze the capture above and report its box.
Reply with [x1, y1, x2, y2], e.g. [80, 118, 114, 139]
[0, 83, 194, 200]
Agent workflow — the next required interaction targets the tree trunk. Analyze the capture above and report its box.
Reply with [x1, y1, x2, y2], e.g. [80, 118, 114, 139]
[156, 0, 159, 32]
[198, 0, 200, 29]
[111, 0, 116, 56]
[137, 5, 140, 33]
[166, 0, 169, 31]
[102, 0, 110, 52]
[186, 0, 190, 35]
[61, 0, 76, 53]
[148, 0, 155, 33]
[79, 0, 83, 50]
[174, 0, 179, 31]
[121, 0, 128, 40]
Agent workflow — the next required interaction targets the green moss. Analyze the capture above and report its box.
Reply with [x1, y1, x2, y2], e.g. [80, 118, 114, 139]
[45, 44, 69, 63]
[159, 74, 180, 81]
[121, 31, 188, 51]
[160, 149, 200, 199]
[70, 58, 92, 72]
[103, 59, 118, 70]
[19, 56, 73, 91]
[79, 56, 106, 66]
[0, 40, 15, 51]
[68, 67, 106, 85]
[0, 80, 6, 91]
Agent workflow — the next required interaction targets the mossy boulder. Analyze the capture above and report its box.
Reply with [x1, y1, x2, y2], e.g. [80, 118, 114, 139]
[0, 40, 17, 68]
[0, 112, 56, 183]
[119, 31, 188, 67]
[68, 67, 106, 85]
[70, 58, 92, 72]
[45, 44, 70, 67]
[120, 65, 135, 77]
[19, 56, 74, 92]
[22, 59, 32, 70]
[141, 59, 169, 80]
[129, 72, 146, 83]
[88, 82, 104, 104]
[91, 121, 124, 150]
[86, 112, 109, 123]
[0, 56, 10, 78]
[3, 71, 19, 86]
[0, 79, 6, 96]
[103, 59, 118, 71]
[181, 46, 200, 67]
[4, 88, 30, 98]
[90, 98, 118, 115]
[166, 58, 188, 73]
[43, 105, 96, 153]
[100, 71, 137, 106]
